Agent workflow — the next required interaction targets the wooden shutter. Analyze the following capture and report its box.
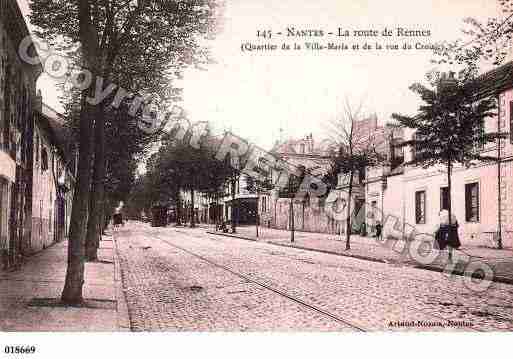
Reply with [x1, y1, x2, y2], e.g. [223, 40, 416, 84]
[510, 102, 513, 144]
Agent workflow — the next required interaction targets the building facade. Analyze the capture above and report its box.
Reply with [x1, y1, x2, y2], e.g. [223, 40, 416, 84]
[1, 1, 75, 269]
[374, 66, 513, 247]
[30, 103, 75, 252]
[257, 64, 513, 249]
[0, 0, 42, 268]
[258, 134, 335, 232]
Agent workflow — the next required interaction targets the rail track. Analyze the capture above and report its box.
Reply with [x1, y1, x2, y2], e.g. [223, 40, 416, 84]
[153, 234, 367, 331]
[152, 228, 501, 331]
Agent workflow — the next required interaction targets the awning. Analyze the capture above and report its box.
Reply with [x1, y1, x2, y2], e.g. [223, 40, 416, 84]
[0, 151, 15, 182]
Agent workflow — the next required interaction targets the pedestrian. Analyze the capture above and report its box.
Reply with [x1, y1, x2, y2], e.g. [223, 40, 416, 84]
[435, 210, 461, 262]
[375, 221, 382, 240]
[113, 211, 123, 230]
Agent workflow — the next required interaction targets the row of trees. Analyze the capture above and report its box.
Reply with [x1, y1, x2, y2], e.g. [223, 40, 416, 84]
[126, 127, 242, 230]
[32, 0, 510, 308]
[29, 0, 223, 305]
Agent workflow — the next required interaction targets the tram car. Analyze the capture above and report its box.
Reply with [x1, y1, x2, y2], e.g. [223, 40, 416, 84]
[151, 205, 168, 227]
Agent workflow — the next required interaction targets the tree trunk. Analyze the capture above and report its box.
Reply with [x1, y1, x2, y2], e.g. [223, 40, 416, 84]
[447, 160, 452, 227]
[345, 171, 354, 250]
[190, 188, 196, 228]
[290, 198, 295, 242]
[85, 111, 106, 261]
[61, 94, 96, 305]
[62, 0, 100, 306]
[447, 160, 453, 261]
[256, 194, 259, 238]
[176, 192, 182, 226]
[231, 179, 236, 233]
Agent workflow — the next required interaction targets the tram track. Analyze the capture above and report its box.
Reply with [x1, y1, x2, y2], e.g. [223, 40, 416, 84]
[152, 233, 368, 332]
[191, 227, 513, 324]
[154, 228, 505, 331]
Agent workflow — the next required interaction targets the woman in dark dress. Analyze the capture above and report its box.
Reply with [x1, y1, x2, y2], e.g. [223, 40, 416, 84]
[435, 210, 461, 262]
[113, 212, 123, 228]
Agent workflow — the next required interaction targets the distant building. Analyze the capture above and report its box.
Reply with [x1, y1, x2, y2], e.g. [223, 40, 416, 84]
[256, 62, 513, 249]
[258, 134, 335, 232]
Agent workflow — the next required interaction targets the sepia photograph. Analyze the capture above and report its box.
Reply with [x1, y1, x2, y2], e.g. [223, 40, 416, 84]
[1, 0, 513, 357]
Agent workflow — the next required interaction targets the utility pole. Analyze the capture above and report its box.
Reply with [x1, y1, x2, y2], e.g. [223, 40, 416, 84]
[497, 94, 503, 249]
[290, 197, 295, 242]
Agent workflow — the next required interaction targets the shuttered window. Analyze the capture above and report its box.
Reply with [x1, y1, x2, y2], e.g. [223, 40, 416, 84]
[465, 183, 479, 222]
[440, 187, 449, 211]
[415, 190, 426, 224]
[510, 102, 513, 144]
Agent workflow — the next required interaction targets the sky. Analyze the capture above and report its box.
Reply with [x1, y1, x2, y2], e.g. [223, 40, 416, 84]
[18, 0, 506, 150]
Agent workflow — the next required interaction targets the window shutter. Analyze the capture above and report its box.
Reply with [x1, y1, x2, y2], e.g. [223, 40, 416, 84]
[510, 102, 513, 144]
[465, 184, 471, 221]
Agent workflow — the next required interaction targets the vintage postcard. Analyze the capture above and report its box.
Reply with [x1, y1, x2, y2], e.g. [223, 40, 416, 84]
[1, 0, 512, 357]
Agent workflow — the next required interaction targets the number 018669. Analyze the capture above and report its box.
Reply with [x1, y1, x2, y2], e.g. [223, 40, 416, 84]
[4, 346, 36, 355]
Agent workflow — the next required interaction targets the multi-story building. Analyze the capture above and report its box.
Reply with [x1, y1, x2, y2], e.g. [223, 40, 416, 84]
[30, 103, 76, 252]
[0, 0, 42, 268]
[338, 118, 404, 236]
[373, 64, 513, 247]
[1, 0, 76, 269]
[256, 62, 512, 249]
[258, 134, 335, 232]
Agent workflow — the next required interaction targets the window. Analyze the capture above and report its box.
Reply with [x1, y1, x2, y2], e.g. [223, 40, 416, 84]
[304, 193, 310, 207]
[370, 201, 377, 219]
[41, 148, 48, 172]
[35, 134, 39, 163]
[465, 183, 480, 222]
[440, 187, 449, 211]
[390, 139, 404, 170]
[473, 119, 485, 151]
[319, 196, 326, 210]
[415, 190, 426, 224]
[300, 143, 305, 154]
[412, 133, 422, 162]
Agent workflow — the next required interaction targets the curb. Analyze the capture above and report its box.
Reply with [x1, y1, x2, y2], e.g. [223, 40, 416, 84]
[414, 264, 513, 286]
[205, 230, 513, 286]
[206, 231, 259, 242]
[112, 234, 131, 332]
[206, 231, 390, 264]
[266, 241, 391, 264]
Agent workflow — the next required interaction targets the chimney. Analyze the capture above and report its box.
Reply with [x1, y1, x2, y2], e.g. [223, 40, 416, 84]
[437, 71, 458, 94]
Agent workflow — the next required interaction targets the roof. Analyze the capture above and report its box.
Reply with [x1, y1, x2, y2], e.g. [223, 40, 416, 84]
[4, 1, 43, 76]
[473, 61, 513, 98]
[271, 136, 336, 157]
[276, 154, 332, 178]
[37, 104, 75, 165]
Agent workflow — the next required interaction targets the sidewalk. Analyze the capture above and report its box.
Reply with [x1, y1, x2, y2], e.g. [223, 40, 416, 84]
[0, 234, 130, 331]
[204, 224, 513, 285]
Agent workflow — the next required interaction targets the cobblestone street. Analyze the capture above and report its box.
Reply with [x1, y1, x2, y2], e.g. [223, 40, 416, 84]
[115, 222, 513, 331]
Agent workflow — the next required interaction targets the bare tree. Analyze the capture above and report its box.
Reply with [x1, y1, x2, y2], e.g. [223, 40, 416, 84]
[326, 98, 383, 250]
